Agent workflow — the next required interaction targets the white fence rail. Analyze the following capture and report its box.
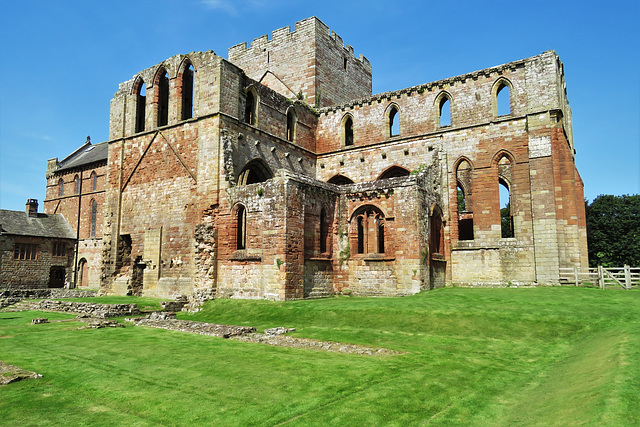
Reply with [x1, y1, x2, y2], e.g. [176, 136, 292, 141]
[559, 265, 640, 289]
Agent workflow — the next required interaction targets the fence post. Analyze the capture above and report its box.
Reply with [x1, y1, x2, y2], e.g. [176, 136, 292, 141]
[624, 265, 631, 290]
[574, 267, 579, 286]
[598, 265, 604, 289]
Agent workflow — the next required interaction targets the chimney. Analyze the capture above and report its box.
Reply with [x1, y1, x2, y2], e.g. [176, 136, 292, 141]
[26, 199, 38, 217]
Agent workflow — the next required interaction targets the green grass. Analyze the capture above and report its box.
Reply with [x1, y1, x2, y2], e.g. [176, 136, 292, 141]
[1, 287, 638, 425]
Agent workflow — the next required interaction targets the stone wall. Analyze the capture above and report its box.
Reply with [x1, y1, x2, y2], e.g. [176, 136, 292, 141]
[36, 299, 139, 318]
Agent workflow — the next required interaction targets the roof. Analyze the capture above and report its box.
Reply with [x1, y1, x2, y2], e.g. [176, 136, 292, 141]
[0, 210, 76, 239]
[56, 141, 108, 173]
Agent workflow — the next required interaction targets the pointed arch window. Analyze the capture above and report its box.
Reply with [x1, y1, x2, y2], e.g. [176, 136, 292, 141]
[438, 94, 452, 127]
[429, 206, 444, 257]
[135, 79, 146, 133]
[493, 79, 513, 117]
[181, 62, 194, 120]
[157, 69, 169, 127]
[236, 205, 247, 250]
[497, 156, 514, 238]
[286, 107, 296, 142]
[58, 178, 64, 197]
[353, 206, 386, 255]
[388, 105, 400, 137]
[344, 115, 354, 146]
[90, 199, 98, 238]
[245, 89, 257, 125]
[456, 159, 474, 240]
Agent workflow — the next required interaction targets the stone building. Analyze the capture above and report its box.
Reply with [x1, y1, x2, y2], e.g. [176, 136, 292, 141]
[44, 138, 108, 288]
[0, 200, 76, 288]
[49, 17, 588, 299]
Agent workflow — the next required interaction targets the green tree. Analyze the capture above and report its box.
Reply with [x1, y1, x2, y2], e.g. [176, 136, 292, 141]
[586, 195, 640, 267]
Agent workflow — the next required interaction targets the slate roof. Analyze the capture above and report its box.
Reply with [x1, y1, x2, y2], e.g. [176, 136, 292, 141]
[0, 210, 76, 239]
[56, 141, 108, 173]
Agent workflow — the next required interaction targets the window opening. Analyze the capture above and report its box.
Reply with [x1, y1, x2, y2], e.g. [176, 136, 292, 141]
[377, 166, 410, 180]
[157, 70, 169, 127]
[378, 222, 385, 253]
[91, 171, 97, 191]
[52, 242, 66, 257]
[14, 243, 37, 260]
[135, 81, 146, 132]
[497, 83, 511, 116]
[457, 185, 466, 212]
[245, 90, 256, 125]
[499, 179, 514, 238]
[344, 116, 354, 146]
[74, 175, 80, 194]
[389, 107, 399, 137]
[236, 205, 247, 250]
[439, 97, 451, 127]
[357, 216, 365, 254]
[354, 207, 386, 255]
[430, 209, 444, 256]
[327, 175, 354, 185]
[78, 258, 88, 287]
[286, 108, 296, 142]
[343, 57, 348, 70]
[456, 159, 474, 240]
[238, 159, 272, 185]
[58, 178, 64, 197]
[181, 63, 194, 120]
[90, 200, 97, 238]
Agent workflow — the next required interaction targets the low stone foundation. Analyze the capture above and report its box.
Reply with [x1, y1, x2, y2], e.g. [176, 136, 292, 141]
[0, 289, 99, 308]
[36, 299, 139, 318]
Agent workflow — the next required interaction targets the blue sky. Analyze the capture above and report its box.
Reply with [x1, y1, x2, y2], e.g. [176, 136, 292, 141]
[1, 0, 638, 211]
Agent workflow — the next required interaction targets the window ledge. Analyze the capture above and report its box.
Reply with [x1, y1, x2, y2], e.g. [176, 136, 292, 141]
[360, 254, 395, 262]
[308, 256, 332, 261]
[229, 250, 262, 262]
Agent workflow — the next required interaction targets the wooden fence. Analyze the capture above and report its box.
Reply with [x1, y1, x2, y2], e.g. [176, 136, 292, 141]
[559, 266, 640, 289]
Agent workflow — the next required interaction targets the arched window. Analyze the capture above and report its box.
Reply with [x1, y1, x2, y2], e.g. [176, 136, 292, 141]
[352, 206, 386, 255]
[286, 107, 296, 142]
[74, 175, 80, 194]
[320, 207, 328, 253]
[135, 78, 146, 133]
[327, 175, 354, 185]
[437, 92, 452, 127]
[90, 171, 97, 191]
[58, 178, 64, 197]
[236, 205, 247, 250]
[245, 88, 257, 125]
[497, 155, 514, 238]
[238, 159, 272, 185]
[388, 105, 400, 137]
[377, 166, 410, 180]
[181, 62, 194, 120]
[344, 115, 354, 146]
[456, 159, 474, 240]
[157, 68, 169, 127]
[493, 78, 513, 117]
[90, 199, 97, 238]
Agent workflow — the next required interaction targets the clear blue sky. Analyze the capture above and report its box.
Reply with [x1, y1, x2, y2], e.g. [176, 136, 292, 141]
[1, 0, 638, 211]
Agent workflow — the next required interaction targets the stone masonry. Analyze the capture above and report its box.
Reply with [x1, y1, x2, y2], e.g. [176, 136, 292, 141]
[46, 17, 587, 300]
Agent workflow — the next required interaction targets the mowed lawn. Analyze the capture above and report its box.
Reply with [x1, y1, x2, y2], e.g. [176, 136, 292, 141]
[1, 287, 638, 426]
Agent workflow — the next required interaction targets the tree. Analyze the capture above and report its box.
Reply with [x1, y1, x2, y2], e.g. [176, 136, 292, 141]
[586, 195, 640, 267]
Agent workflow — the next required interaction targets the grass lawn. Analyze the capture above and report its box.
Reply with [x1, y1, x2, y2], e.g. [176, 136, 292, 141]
[1, 287, 638, 426]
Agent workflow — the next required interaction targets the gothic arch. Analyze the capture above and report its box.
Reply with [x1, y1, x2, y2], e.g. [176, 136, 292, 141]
[350, 204, 387, 255]
[154, 66, 170, 127]
[132, 76, 147, 133]
[238, 159, 273, 185]
[434, 91, 453, 127]
[244, 85, 259, 125]
[385, 102, 401, 137]
[491, 77, 514, 117]
[341, 113, 354, 146]
[178, 58, 195, 120]
[327, 174, 354, 185]
[377, 165, 410, 180]
[286, 106, 297, 142]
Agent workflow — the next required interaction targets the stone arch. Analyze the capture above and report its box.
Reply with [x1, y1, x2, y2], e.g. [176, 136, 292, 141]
[286, 106, 296, 142]
[435, 91, 453, 127]
[350, 204, 387, 255]
[178, 57, 195, 120]
[77, 258, 88, 287]
[244, 85, 259, 125]
[133, 76, 147, 133]
[492, 77, 513, 117]
[377, 165, 410, 180]
[385, 102, 401, 137]
[455, 157, 474, 241]
[327, 174, 354, 185]
[238, 159, 273, 185]
[341, 113, 354, 146]
[493, 151, 515, 238]
[154, 66, 170, 127]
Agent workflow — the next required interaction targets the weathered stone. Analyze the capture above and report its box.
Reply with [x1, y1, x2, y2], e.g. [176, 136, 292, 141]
[31, 318, 49, 324]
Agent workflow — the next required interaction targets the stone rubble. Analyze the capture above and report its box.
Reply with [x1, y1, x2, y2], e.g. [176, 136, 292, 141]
[0, 361, 42, 385]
